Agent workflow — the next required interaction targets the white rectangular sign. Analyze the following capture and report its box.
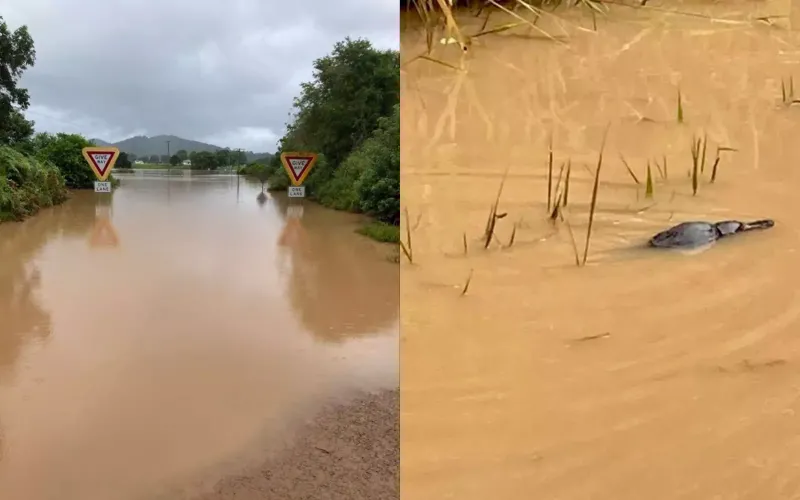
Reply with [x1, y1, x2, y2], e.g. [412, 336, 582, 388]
[94, 181, 112, 193]
[287, 186, 305, 198]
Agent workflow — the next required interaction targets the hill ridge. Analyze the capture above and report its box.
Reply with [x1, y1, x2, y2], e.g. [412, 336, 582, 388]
[89, 134, 272, 162]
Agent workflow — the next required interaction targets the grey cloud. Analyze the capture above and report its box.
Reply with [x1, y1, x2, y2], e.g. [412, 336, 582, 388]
[4, 0, 398, 151]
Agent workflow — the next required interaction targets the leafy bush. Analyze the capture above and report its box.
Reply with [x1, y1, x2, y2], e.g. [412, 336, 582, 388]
[310, 104, 399, 224]
[0, 146, 69, 222]
[354, 104, 399, 224]
[32, 133, 100, 189]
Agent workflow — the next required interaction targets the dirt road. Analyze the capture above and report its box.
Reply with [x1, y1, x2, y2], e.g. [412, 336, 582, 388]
[194, 390, 399, 500]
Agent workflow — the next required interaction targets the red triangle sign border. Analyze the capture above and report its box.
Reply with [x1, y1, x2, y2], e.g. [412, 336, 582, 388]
[285, 156, 312, 182]
[81, 147, 120, 182]
[280, 152, 318, 187]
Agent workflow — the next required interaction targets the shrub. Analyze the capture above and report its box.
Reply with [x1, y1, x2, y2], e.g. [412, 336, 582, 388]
[356, 221, 400, 243]
[32, 133, 101, 189]
[0, 146, 68, 222]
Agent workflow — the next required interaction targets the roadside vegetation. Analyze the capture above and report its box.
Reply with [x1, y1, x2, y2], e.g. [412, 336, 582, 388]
[0, 16, 120, 223]
[240, 38, 400, 243]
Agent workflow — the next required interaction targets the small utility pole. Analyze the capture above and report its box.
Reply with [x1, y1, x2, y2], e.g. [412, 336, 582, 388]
[236, 148, 241, 191]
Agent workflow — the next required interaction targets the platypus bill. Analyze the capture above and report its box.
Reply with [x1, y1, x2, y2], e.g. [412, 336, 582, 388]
[649, 219, 774, 249]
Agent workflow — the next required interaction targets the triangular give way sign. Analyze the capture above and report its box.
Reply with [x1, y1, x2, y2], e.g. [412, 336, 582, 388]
[280, 152, 318, 186]
[82, 147, 120, 181]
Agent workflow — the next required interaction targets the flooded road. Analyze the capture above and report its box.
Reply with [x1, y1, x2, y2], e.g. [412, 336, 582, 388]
[0, 176, 398, 499]
[401, 2, 800, 500]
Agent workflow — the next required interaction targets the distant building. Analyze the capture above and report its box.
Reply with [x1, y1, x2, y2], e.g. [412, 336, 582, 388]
[134, 160, 144, 164]
[182, 159, 192, 166]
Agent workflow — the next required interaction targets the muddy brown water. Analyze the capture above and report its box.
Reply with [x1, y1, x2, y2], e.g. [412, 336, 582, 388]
[0, 176, 398, 499]
[402, 2, 800, 499]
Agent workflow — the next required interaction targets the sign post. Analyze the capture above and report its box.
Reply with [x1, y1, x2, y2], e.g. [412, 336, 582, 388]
[82, 147, 120, 192]
[280, 152, 318, 199]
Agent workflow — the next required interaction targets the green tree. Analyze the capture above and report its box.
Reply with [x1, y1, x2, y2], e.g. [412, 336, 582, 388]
[315, 104, 399, 224]
[0, 17, 36, 147]
[249, 164, 271, 191]
[2, 110, 35, 150]
[355, 104, 399, 224]
[176, 149, 188, 161]
[169, 154, 180, 166]
[32, 133, 98, 189]
[282, 38, 399, 168]
[215, 148, 230, 167]
[117, 151, 132, 168]
[191, 151, 217, 170]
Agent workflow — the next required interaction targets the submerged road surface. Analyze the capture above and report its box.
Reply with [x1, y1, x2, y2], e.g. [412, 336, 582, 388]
[0, 176, 399, 499]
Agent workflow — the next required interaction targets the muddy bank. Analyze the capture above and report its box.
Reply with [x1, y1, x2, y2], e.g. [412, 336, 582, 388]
[194, 390, 399, 500]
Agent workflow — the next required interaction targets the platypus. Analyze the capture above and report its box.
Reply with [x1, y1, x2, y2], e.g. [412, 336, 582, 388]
[649, 219, 774, 248]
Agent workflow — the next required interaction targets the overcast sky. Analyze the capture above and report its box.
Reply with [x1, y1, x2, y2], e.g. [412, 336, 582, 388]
[3, 0, 397, 152]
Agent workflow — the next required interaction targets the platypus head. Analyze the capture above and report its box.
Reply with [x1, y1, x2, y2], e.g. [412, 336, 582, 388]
[743, 219, 775, 231]
[715, 219, 774, 237]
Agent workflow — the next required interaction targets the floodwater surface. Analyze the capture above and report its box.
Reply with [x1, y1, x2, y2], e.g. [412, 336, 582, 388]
[401, 2, 800, 500]
[0, 176, 398, 499]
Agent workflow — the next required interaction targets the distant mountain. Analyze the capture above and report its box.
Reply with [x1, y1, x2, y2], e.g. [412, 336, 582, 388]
[89, 134, 272, 162]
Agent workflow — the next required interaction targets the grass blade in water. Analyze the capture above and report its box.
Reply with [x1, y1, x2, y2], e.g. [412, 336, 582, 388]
[699, 133, 708, 173]
[620, 154, 640, 184]
[547, 135, 554, 212]
[582, 125, 610, 266]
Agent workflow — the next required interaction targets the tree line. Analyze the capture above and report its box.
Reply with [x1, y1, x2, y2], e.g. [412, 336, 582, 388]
[116, 148, 250, 169]
[0, 18, 90, 221]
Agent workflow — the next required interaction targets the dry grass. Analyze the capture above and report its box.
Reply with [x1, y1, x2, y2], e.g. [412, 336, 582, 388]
[404, 0, 609, 67]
